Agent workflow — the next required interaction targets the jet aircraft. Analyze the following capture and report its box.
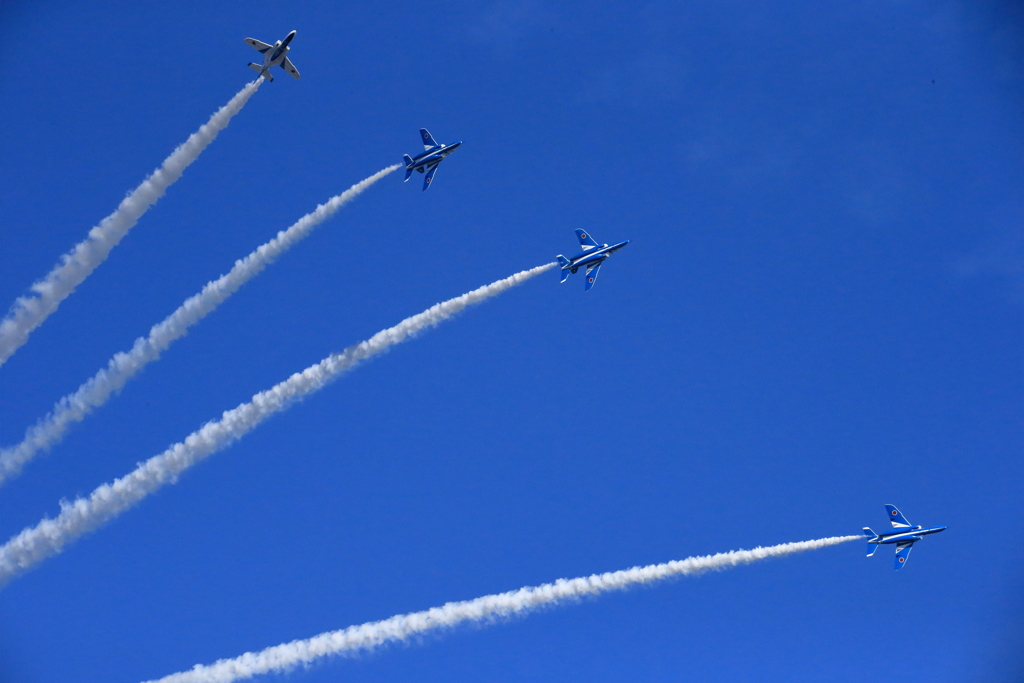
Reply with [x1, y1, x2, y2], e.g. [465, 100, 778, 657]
[556, 230, 630, 290]
[403, 129, 462, 191]
[863, 504, 946, 570]
[244, 30, 300, 82]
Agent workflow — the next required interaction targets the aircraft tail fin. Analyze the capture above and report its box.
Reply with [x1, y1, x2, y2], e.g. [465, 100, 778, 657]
[862, 527, 877, 539]
[403, 155, 414, 181]
[556, 255, 571, 283]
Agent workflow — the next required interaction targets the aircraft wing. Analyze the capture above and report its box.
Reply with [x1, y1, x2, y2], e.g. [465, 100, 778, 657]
[584, 261, 603, 291]
[244, 38, 273, 53]
[885, 504, 913, 529]
[575, 229, 600, 251]
[423, 162, 440, 190]
[894, 541, 914, 570]
[420, 128, 440, 150]
[282, 56, 300, 79]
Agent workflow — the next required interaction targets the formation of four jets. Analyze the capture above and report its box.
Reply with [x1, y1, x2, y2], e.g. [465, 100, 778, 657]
[243, 31, 945, 567]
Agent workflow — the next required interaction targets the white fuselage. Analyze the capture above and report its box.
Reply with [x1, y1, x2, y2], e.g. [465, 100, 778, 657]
[261, 42, 288, 70]
[259, 30, 295, 73]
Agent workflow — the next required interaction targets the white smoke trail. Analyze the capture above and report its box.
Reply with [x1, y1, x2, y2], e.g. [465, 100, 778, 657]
[0, 165, 399, 486]
[0, 263, 553, 585]
[0, 80, 263, 368]
[144, 535, 859, 683]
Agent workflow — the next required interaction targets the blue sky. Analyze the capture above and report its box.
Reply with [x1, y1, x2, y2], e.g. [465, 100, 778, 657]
[1, 1, 1022, 681]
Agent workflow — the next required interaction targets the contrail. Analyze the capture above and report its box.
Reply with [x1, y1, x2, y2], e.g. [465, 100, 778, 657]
[0, 165, 400, 486]
[144, 535, 859, 683]
[0, 80, 262, 368]
[0, 263, 553, 586]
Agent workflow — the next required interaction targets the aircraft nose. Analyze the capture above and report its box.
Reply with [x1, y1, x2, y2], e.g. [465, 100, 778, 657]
[450, 141, 463, 149]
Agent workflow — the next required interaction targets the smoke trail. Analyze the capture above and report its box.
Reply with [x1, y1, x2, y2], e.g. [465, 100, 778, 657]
[0, 165, 399, 486]
[145, 535, 858, 683]
[0, 263, 553, 586]
[0, 80, 263, 368]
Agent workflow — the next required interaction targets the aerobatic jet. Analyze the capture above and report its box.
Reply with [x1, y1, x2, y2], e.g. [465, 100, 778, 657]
[244, 30, 300, 82]
[403, 129, 462, 191]
[556, 229, 630, 291]
[863, 505, 946, 570]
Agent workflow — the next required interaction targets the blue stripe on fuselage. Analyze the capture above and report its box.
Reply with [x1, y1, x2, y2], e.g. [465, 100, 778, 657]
[407, 144, 462, 170]
[409, 149, 443, 167]
[566, 240, 629, 267]
[572, 252, 609, 268]
[411, 145, 442, 162]
[875, 526, 946, 544]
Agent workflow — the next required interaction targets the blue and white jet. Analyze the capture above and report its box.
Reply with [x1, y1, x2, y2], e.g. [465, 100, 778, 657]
[244, 30, 300, 82]
[863, 505, 946, 570]
[403, 129, 462, 191]
[556, 229, 630, 291]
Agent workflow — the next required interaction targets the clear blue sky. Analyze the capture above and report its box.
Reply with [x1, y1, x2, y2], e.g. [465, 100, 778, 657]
[1, 1, 1022, 681]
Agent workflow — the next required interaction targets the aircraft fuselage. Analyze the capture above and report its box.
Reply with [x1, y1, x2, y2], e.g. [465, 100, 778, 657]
[260, 30, 296, 71]
[869, 525, 946, 545]
[562, 240, 630, 273]
[406, 142, 462, 172]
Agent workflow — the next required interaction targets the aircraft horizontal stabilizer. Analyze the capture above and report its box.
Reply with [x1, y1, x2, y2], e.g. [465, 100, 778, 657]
[556, 256, 571, 282]
[248, 63, 272, 81]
